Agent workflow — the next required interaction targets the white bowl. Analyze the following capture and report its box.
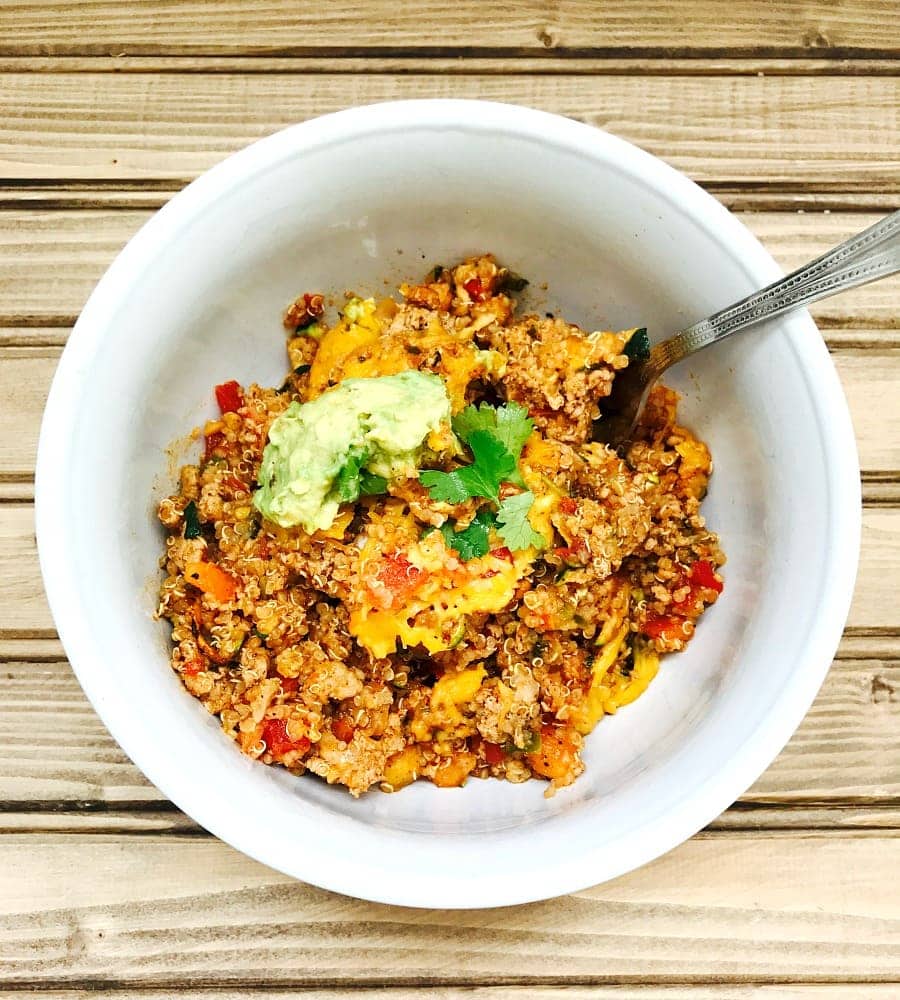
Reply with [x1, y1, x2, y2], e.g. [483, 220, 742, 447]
[36, 100, 860, 908]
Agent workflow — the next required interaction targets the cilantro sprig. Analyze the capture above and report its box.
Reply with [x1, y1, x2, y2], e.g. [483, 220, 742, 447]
[451, 401, 534, 460]
[419, 401, 547, 557]
[419, 430, 515, 503]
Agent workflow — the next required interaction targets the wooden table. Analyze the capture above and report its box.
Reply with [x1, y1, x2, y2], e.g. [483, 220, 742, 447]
[1, 2, 899, 995]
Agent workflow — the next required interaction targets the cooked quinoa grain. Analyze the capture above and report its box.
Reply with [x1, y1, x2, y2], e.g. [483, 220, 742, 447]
[157, 254, 725, 796]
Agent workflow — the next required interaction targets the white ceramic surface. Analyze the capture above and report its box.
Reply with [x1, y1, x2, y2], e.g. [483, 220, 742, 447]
[36, 100, 860, 908]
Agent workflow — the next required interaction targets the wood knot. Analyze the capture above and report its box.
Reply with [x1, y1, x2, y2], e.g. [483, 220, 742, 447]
[871, 674, 897, 704]
[802, 27, 831, 49]
[537, 28, 556, 48]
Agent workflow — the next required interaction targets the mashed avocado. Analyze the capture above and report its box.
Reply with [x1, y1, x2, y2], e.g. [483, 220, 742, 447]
[254, 371, 451, 532]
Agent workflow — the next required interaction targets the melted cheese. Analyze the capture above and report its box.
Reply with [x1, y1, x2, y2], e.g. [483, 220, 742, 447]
[350, 555, 523, 659]
[307, 298, 384, 397]
[307, 297, 498, 412]
[410, 666, 487, 741]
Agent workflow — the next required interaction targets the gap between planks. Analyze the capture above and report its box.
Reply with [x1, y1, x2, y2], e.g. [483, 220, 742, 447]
[2, 804, 900, 837]
[1, 56, 900, 76]
[2, 183, 899, 214]
[0, 989, 899, 1000]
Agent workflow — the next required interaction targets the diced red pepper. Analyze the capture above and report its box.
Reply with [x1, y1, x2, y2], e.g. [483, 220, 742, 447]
[690, 559, 723, 593]
[215, 380, 243, 414]
[262, 718, 310, 757]
[554, 538, 590, 565]
[483, 741, 506, 765]
[280, 677, 299, 696]
[491, 546, 514, 563]
[463, 277, 487, 302]
[558, 497, 578, 515]
[332, 717, 356, 743]
[372, 553, 425, 609]
[204, 430, 225, 459]
[182, 656, 204, 677]
[643, 612, 686, 641]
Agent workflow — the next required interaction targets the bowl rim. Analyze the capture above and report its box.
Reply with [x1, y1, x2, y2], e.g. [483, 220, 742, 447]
[35, 99, 861, 908]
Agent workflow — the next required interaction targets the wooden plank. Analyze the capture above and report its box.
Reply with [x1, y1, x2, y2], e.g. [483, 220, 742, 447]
[1, 208, 898, 329]
[0, 347, 56, 477]
[838, 351, 900, 474]
[5, 804, 900, 836]
[0, 505, 51, 636]
[0, 653, 897, 810]
[0, 1, 895, 56]
[0, 211, 148, 326]
[741, 658, 900, 802]
[0, 74, 897, 185]
[0, 636, 64, 659]
[0, 505, 897, 636]
[711, 805, 900, 831]
[2, 55, 900, 76]
[1, 832, 898, 985]
[1, 988, 898, 1000]
[2, 346, 898, 482]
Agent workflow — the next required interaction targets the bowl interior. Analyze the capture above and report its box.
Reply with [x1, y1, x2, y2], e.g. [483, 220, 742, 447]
[39, 105, 855, 905]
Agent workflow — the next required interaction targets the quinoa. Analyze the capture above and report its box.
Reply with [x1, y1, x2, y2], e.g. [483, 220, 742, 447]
[157, 254, 725, 797]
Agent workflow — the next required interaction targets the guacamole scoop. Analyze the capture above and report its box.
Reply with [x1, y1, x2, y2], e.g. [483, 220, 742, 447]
[254, 371, 451, 532]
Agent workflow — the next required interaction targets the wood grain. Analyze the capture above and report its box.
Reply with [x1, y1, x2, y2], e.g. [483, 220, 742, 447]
[1, 208, 898, 329]
[0, 1, 896, 56]
[4, 183, 900, 214]
[1, 989, 899, 1000]
[0, 0, 896, 991]
[5, 804, 900, 837]
[0, 74, 897, 185]
[1, 831, 899, 985]
[2, 346, 898, 481]
[1, 652, 897, 810]
[3, 56, 900, 77]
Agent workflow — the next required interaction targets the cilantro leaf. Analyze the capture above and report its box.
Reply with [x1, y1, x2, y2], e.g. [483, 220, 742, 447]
[335, 446, 369, 502]
[418, 469, 472, 504]
[358, 469, 388, 496]
[183, 500, 202, 539]
[452, 401, 533, 461]
[439, 509, 496, 561]
[335, 448, 388, 502]
[493, 402, 533, 460]
[452, 402, 498, 443]
[420, 430, 515, 503]
[496, 491, 547, 551]
[623, 327, 650, 363]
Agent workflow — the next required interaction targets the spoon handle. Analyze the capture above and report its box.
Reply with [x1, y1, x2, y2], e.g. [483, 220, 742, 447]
[652, 210, 900, 372]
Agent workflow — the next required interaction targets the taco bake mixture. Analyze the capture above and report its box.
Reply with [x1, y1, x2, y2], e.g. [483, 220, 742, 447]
[157, 255, 725, 796]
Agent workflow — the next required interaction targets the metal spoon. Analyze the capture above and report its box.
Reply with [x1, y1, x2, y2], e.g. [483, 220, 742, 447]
[595, 209, 900, 449]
